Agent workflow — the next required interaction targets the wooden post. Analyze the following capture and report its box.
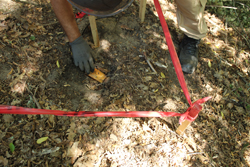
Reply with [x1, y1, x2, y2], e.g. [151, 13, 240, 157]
[176, 120, 191, 135]
[88, 15, 99, 47]
[139, 0, 147, 23]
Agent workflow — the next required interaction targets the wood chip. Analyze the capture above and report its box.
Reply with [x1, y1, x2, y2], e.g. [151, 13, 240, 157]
[88, 68, 107, 83]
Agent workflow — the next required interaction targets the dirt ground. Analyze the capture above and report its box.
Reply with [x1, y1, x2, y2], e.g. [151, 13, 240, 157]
[0, 0, 250, 166]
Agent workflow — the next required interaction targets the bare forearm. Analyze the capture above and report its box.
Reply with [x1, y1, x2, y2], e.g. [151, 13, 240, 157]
[51, 0, 80, 42]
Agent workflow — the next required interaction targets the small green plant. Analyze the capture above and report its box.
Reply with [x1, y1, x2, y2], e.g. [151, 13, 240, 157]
[246, 104, 250, 110]
[27, 95, 35, 108]
[238, 87, 243, 92]
[30, 35, 35, 41]
[9, 143, 15, 153]
[207, 0, 250, 28]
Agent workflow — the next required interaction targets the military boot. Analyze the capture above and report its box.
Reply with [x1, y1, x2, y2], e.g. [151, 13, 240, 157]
[179, 35, 200, 74]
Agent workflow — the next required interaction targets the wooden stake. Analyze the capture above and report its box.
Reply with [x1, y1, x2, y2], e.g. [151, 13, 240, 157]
[88, 15, 99, 47]
[139, 0, 147, 23]
[176, 120, 191, 135]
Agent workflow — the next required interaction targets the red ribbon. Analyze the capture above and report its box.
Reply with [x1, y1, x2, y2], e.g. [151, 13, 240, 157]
[0, 1, 211, 124]
[75, 12, 86, 18]
[153, 0, 211, 123]
[0, 104, 210, 124]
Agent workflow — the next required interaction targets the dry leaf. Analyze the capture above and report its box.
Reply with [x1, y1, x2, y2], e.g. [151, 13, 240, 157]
[235, 106, 245, 115]
[137, 84, 148, 91]
[149, 82, 158, 88]
[67, 122, 76, 141]
[110, 134, 118, 141]
[49, 115, 54, 125]
[3, 115, 14, 123]
[214, 94, 222, 103]
[143, 76, 152, 82]
[37, 147, 60, 156]
[227, 103, 234, 109]
[0, 156, 8, 166]
[0, 15, 7, 21]
[19, 32, 31, 38]
[214, 71, 223, 81]
[67, 142, 82, 163]
[0, 23, 8, 31]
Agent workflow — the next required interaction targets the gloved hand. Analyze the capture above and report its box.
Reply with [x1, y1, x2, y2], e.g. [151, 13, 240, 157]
[69, 36, 95, 74]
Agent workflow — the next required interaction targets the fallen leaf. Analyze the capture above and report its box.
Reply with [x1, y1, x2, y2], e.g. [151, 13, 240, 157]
[11, 32, 22, 38]
[0, 23, 8, 31]
[49, 115, 54, 125]
[143, 76, 152, 82]
[3, 115, 14, 123]
[10, 99, 22, 106]
[208, 60, 212, 68]
[19, 32, 31, 38]
[37, 137, 49, 144]
[0, 156, 8, 166]
[160, 72, 165, 78]
[214, 94, 222, 103]
[0, 15, 7, 21]
[67, 131, 76, 141]
[28, 25, 37, 31]
[30, 41, 39, 48]
[36, 147, 60, 156]
[227, 103, 234, 109]
[221, 109, 230, 117]
[221, 112, 224, 119]
[110, 134, 118, 141]
[149, 82, 158, 88]
[235, 106, 245, 115]
[96, 117, 105, 124]
[67, 122, 76, 141]
[214, 71, 223, 80]
[56, 60, 60, 68]
[137, 84, 149, 91]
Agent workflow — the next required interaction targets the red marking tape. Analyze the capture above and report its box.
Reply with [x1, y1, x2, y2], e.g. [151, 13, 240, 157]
[153, 0, 211, 123]
[75, 12, 86, 18]
[0, 1, 212, 124]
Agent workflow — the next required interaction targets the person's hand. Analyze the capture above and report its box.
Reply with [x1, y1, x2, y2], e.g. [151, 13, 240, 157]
[69, 36, 95, 74]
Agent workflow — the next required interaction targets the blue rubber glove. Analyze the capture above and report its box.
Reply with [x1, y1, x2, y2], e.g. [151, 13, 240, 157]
[69, 36, 95, 74]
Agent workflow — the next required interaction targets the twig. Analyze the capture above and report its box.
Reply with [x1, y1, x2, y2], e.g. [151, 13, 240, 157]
[206, 5, 238, 9]
[136, 71, 144, 81]
[0, 41, 6, 46]
[143, 52, 157, 74]
[94, 153, 105, 167]
[236, 2, 250, 9]
[34, 86, 39, 97]
[204, 17, 227, 35]
[231, 25, 250, 49]
[187, 152, 205, 155]
[42, 21, 59, 26]
[225, 18, 228, 45]
[243, 51, 250, 57]
[13, 0, 39, 6]
[143, 51, 164, 88]
[26, 85, 41, 109]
